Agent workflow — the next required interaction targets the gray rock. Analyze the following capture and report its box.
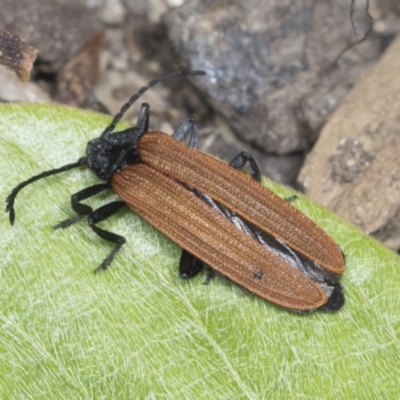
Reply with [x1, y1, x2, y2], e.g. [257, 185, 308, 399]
[0, 0, 102, 72]
[164, 0, 381, 154]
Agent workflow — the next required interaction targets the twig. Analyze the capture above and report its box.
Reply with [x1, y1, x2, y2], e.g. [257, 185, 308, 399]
[0, 31, 38, 81]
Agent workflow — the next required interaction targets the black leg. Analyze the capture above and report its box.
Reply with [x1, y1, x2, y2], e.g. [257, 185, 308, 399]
[87, 201, 127, 273]
[229, 152, 261, 182]
[286, 195, 298, 203]
[53, 183, 110, 229]
[203, 267, 215, 285]
[173, 117, 199, 149]
[179, 249, 204, 279]
[229, 151, 296, 203]
[135, 103, 150, 135]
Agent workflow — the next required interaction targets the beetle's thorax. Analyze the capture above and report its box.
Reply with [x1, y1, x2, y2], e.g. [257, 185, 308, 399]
[86, 128, 142, 181]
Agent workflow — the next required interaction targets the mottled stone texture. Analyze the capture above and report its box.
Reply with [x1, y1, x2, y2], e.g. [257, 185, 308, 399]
[298, 36, 400, 249]
[0, 0, 101, 72]
[164, 0, 381, 154]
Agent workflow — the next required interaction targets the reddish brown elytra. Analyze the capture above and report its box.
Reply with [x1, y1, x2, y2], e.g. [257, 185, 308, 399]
[6, 70, 345, 312]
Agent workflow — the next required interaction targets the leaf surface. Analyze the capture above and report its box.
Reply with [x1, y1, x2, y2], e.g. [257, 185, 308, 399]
[1, 104, 399, 399]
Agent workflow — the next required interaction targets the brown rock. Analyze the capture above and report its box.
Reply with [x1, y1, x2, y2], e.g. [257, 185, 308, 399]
[298, 35, 400, 248]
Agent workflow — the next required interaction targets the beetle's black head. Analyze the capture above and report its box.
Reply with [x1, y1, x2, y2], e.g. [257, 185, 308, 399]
[5, 71, 206, 226]
[86, 127, 142, 181]
[87, 100, 152, 181]
[86, 70, 206, 181]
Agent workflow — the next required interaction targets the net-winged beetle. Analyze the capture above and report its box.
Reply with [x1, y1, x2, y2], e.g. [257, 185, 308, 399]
[6, 70, 345, 312]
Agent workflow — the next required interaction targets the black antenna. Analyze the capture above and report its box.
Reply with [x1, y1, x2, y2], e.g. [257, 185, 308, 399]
[101, 70, 206, 138]
[6, 158, 87, 225]
[6, 70, 206, 225]
[330, 0, 372, 67]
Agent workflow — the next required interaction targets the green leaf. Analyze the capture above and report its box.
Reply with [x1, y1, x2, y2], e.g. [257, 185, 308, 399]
[1, 103, 399, 399]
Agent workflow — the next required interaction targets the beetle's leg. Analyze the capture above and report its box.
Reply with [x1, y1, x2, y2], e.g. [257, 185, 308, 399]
[53, 183, 110, 229]
[135, 103, 150, 135]
[173, 117, 199, 149]
[286, 195, 298, 203]
[102, 102, 150, 144]
[179, 249, 215, 285]
[229, 151, 261, 182]
[179, 249, 204, 279]
[230, 152, 298, 202]
[86, 201, 127, 273]
[203, 267, 215, 285]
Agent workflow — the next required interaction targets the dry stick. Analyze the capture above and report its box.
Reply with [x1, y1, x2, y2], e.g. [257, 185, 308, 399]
[0, 31, 38, 81]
